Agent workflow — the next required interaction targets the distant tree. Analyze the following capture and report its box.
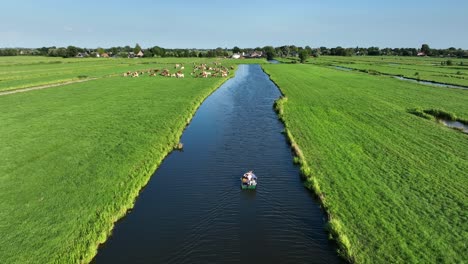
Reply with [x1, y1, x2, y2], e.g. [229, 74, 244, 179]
[109, 47, 120, 55]
[263, 46, 276, 60]
[304, 46, 313, 55]
[151, 46, 165, 57]
[289, 45, 298, 56]
[299, 50, 309, 63]
[368, 47, 381, 56]
[311, 49, 320, 57]
[280, 46, 290, 57]
[56, 48, 68, 58]
[96, 47, 105, 55]
[65, 46, 79, 58]
[232, 46, 241, 54]
[117, 52, 128, 58]
[134, 43, 142, 54]
[320, 46, 329, 55]
[143, 49, 153, 58]
[421, 44, 431, 56]
[446, 59, 453, 66]
[214, 47, 224, 56]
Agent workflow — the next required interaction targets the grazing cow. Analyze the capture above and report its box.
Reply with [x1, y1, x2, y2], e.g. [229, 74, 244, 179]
[176, 72, 184, 78]
[171, 73, 176, 77]
[180, 66, 185, 70]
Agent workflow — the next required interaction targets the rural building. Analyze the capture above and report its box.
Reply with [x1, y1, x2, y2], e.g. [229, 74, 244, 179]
[76, 52, 88, 58]
[232, 53, 241, 59]
[136, 51, 144, 57]
[417, 52, 426, 56]
[101, 53, 109, 58]
[242, 51, 264, 58]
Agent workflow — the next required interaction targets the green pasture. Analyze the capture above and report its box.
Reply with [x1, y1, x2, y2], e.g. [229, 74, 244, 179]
[0, 56, 265, 92]
[263, 63, 468, 263]
[307, 56, 468, 87]
[0, 59, 237, 263]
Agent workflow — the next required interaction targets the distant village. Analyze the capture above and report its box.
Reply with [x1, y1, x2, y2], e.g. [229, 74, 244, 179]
[75, 50, 265, 59]
[0, 44, 467, 58]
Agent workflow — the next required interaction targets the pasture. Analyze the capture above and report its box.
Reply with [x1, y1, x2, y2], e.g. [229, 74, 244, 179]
[0, 56, 266, 92]
[263, 63, 468, 263]
[306, 56, 468, 87]
[0, 57, 243, 263]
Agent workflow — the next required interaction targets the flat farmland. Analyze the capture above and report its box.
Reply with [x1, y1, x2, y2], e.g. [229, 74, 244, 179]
[308, 56, 468, 87]
[0, 58, 238, 263]
[263, 63, 468, 263]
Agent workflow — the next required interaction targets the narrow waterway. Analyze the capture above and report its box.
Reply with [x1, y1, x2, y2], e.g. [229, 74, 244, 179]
[93, 65, 341, 264]
[393, 76, 468, 90]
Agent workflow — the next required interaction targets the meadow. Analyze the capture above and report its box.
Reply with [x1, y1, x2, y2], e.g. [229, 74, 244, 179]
[0, 56, 266, 92]
[263, 63, 468, 263]
[279, 56, 468, 87]
[0, 57, 247, 263]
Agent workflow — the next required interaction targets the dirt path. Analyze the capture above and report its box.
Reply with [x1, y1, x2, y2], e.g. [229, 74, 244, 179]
[0, 78, 97, 96]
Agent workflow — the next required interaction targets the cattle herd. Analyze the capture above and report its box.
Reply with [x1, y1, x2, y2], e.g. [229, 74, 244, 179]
[122, 62, 235, 79]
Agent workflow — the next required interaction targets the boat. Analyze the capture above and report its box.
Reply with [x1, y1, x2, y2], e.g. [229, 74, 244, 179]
[241, 171, 257, 190]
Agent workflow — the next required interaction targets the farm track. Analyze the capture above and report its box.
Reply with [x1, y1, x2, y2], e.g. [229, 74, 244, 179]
[0, 73, 124, 96]
[0, 78, 98, 96]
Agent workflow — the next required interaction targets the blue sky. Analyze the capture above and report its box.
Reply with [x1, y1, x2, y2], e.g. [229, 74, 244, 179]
[1, 0, 467, 49]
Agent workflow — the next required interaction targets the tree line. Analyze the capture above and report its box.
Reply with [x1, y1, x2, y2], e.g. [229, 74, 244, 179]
[0, 44, 466, 58]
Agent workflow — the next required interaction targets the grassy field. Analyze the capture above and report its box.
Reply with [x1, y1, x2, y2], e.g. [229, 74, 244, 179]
[263, 64, 468, 263]
[279, 56, 468, 87]
[0, 56, 266, 92]
[0, 57, 247, 263]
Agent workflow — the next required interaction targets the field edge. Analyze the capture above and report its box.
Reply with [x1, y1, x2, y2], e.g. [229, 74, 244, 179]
[262, 65, 352, 262]
[79, 72, 237, 264]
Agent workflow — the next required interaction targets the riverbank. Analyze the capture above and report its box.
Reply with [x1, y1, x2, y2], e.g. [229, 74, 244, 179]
[262, 63, 468, 263]
[0, 66, 235, 263]
[93, 64, 341, 263]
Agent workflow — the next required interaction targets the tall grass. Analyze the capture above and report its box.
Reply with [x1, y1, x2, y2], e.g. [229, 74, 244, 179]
[0, 61, 236, 263]
[304, 56, 468, 87]
[263, 63, 468, 263]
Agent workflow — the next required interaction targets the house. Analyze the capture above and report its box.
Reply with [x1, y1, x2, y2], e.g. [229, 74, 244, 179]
[101, 53, 109, 58]
[250, 51, 263, 58]
[136, 50, 144, 57]
[417, 52, 426, 56]
[232, 53, 241, 59]
[242, 51, 263, 58]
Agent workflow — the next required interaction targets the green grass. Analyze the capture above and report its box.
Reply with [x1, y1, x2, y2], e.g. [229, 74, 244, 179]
[0, 59, 237, 263]
[263, 64, 468, 263]
[0, 56, 267, 92]
[302, 56, 468, 87]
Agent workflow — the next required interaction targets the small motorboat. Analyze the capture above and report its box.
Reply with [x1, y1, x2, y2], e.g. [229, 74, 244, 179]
[241, 171, 257, 190]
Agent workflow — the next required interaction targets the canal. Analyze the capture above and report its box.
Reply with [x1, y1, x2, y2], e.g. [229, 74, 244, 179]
[93, 65, 341, 264]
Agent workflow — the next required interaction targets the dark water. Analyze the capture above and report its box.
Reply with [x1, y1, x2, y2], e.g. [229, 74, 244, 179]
[93, 65, 341, 264]
[333, 66, 353, 71]
[393, 76, 468, 90]
[439, 119, 468, 133]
